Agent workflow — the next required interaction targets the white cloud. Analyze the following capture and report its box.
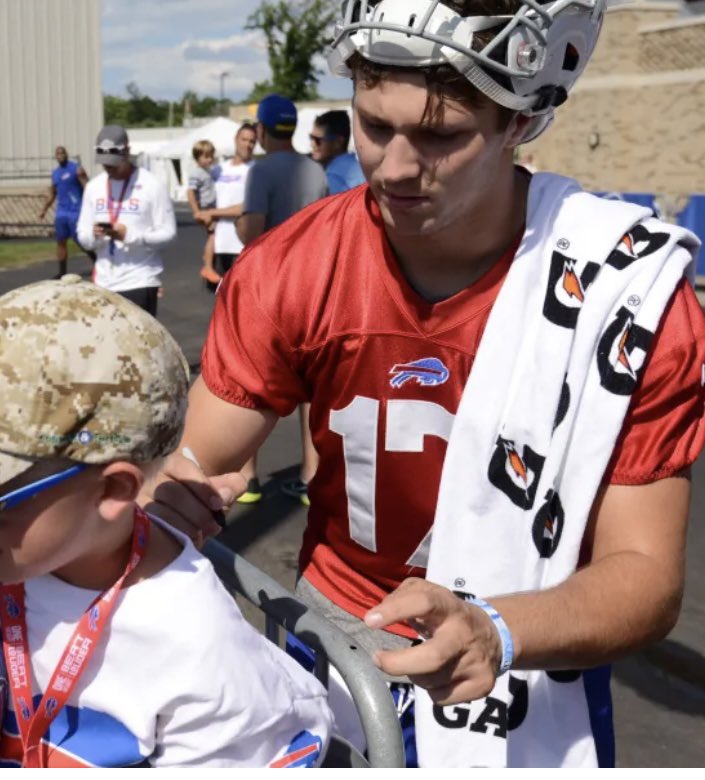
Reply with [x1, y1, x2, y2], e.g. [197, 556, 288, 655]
[101, 0, 353, 101]
[182, 30, 265, 63]
[104, 41, 270, 99]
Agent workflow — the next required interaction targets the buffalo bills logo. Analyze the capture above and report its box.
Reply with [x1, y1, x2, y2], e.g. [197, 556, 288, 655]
[45, 697, 59, 718]
[488, 437, 545, 510]
[597, 306, 653, 396]
[270, 730, 323, 768]
[4, 595, 20, 619]
[18, 696, 32, 721]
[88, 605, 101, 632]
[606, 225, 670, 271]
[390, 358, 449, 389]
[543, 251, 600, 329]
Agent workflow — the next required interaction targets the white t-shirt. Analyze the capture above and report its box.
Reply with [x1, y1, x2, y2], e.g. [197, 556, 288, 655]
[77, 167, 176, 292]
[214, 160, 252, 256]
[0, 519, 331, 768]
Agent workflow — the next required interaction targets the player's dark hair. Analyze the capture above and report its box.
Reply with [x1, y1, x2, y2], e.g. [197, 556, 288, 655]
[314, 111, 352, 148]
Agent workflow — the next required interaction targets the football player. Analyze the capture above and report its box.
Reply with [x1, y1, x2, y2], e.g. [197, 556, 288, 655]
[143, 1, 705, 766]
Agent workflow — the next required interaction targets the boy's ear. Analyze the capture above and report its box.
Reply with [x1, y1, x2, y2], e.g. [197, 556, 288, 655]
[98, 462, 144, 521]
[504, 112, 532, 151]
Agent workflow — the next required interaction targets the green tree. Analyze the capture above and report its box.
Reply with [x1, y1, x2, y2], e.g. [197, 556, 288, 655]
[103, 87, 232, 128]
[245, 0, 336, 102]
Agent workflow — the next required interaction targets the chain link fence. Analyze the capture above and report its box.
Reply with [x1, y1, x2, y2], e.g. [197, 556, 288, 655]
[0, 193, 54, 238]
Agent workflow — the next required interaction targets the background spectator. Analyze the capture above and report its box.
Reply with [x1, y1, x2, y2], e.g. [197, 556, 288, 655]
[186, 139, 221, 285]
[38, 146, 96, 277]
[310, 111, 365, 194]
[77, 125, 176, 317]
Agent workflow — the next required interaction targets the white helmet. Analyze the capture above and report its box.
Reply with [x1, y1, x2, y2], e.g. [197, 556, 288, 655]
[329, 0, 607, 142]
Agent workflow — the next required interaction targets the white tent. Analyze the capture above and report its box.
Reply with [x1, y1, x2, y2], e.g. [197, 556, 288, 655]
[137, 108, 357, 202]
[147, 117, 241, 201]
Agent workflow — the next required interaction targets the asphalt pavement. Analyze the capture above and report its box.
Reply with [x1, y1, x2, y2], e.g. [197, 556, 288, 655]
[1, 223, 703, 767]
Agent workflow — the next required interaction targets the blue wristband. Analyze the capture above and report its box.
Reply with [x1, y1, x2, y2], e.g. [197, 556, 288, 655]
[465, 596, 514, 676]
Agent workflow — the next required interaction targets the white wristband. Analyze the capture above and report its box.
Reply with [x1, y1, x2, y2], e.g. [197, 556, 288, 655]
[465, 596, 515, 676]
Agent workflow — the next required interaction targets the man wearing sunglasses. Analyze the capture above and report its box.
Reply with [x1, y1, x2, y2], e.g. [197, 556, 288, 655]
[77, 125, 176, 316]
[310, 111, 365, 195]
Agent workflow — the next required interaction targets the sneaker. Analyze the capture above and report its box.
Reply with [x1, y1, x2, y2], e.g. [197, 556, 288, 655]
[281, 478, 310, 507]
[200, 266, 222, 285]
[236, 478, 262, 504]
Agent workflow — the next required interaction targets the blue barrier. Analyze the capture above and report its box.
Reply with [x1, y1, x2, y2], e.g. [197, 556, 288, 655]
[596, 192, 705, 277]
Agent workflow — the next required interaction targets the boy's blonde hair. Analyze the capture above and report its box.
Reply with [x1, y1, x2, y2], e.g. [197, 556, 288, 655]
[192, 139, 216, 162]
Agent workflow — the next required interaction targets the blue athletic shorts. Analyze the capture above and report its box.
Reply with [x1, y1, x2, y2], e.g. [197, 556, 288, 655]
[55, 214, 78, 242]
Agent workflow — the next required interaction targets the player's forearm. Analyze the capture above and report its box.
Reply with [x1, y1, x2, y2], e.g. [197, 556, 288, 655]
[491, 550, 684, 671]
[180, 376, 277, 476]
[208, 203, 243, 220]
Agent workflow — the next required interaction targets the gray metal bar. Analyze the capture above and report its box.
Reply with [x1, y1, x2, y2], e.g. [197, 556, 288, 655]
[203, 539, 405, 768]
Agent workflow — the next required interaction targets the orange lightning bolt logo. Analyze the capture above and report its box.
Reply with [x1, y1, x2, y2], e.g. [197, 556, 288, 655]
[562, 261, 585, 302]
[504, 442, 528, 486]
[617, 324, 636, 378]
[621, 232, 636, 256]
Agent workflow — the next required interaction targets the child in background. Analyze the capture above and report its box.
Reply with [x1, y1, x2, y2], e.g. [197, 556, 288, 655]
[0, 276, 331, 768]
[187, 140, 221, 285]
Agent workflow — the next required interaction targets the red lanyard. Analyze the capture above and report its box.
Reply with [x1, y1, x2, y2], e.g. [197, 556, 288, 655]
[0, 506, 150, 768]
[106, 171, 133, 226]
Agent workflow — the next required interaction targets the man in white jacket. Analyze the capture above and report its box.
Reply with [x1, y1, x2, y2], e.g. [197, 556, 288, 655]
[77, 125, 176, 316]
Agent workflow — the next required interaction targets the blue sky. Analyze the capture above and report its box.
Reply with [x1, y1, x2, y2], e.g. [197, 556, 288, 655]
[102, 0, 353, 102]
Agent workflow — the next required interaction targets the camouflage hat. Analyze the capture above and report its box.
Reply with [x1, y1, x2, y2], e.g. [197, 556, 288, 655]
[0, 275, 189, 485]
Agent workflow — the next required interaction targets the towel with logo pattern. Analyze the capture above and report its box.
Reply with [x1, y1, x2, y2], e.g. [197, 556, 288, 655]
[415, 173, 699, 767]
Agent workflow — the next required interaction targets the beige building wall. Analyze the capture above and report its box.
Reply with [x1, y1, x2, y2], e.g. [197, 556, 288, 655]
[525, 3, 705, 197]
[0, 0, 103, 186]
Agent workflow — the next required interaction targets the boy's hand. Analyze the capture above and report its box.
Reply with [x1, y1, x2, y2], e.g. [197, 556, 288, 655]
[364, 578, 503, 706]
[138, 451, 247, 547]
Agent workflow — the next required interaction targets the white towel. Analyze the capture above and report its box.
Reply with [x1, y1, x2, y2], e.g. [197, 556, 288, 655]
[415, 173, 699, 767]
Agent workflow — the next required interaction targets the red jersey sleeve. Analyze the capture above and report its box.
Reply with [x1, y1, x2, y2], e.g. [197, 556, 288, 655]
[605, 278, 705, 484]
[200, 249, 308, 416]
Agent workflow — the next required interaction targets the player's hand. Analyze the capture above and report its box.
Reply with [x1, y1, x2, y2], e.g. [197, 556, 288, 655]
[364, 578, 503, 705]
[138, 450, 247, 547]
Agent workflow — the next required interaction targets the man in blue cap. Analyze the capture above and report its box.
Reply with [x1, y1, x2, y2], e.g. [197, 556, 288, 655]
[237, 94, 328, 244]
[236, 94, 328, 505]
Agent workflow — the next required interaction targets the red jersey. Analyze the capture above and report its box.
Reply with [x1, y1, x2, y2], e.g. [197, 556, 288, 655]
[202, 186, 705, 637]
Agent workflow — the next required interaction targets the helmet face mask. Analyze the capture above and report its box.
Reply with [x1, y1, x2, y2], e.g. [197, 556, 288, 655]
[329, 0, 607, 142]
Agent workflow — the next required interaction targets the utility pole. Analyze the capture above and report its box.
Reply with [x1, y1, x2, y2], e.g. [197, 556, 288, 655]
[218, 71, 230, 117]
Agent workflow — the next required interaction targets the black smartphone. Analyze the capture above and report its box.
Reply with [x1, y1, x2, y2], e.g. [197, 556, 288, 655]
[95, 221, 112, 229]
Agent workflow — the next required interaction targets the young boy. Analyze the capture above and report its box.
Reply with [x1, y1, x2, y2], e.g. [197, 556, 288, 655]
[187, 140, 221, 285]
[0, 275, 331, 768]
